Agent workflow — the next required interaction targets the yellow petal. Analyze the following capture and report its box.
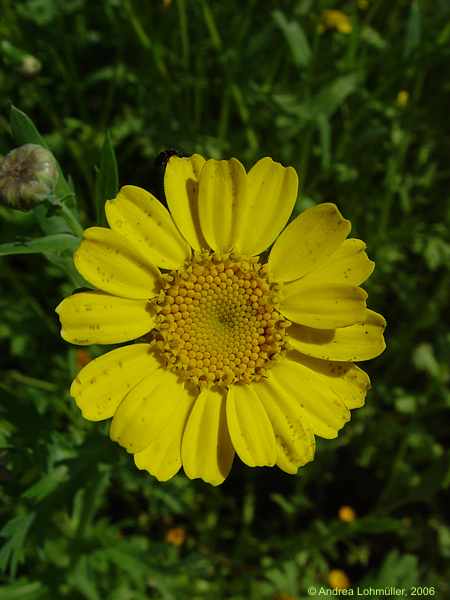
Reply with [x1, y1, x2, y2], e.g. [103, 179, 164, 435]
[290, 351, 371, 410]
[326, 363, 370, 409]
[233, 157, 298, 256]
[182, 387, 234, 486]
[226, 384, 276, 467]
[250, 381, 315, 474]
[198, 158, 247, 253]
[268, 203, 351, 283]
[301, 238, 374, 286]
[55, 291, 155, 345]
[110, 368, 194, 454]
[164, 154, 207, 251]
[287, 309, 386, 361]
[74, 227, 161, 299]
[105, 185, 191, 270]
[70, 344, 159, 421]
[134, 391, 195, 482]
[279, 283, 367, 328]
[268, 355, 352, 439]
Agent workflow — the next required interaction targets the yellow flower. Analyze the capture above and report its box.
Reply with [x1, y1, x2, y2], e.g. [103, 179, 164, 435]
[396, 90, 409, 108]
[321, 10, 353, 34]
[56, 155, 386, 486]
[329, 569, 351, 589]
[338, 505, 356, 522]
[165, 526, 186, 546]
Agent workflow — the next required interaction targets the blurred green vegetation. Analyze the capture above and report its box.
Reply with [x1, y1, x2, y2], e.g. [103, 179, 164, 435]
[1, 0, 449, 598]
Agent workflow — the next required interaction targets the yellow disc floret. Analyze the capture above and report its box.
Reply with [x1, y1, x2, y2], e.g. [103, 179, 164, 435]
[153, 254, 289, 386]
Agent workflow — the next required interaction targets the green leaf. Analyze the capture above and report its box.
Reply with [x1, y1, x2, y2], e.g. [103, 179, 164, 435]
[361, 26, 388, 50]
[370, 550, 419, 587]
[0, 513, 35, 576]
[106, 545, 148, 586]
[404, 0, 421, 57]
[413, 343, 440, 378]
[317, 115, 331, 170]
[68, 555, 101, 600]
[10, 105, 48, 148]
[311, 73, 360, 119]
[272, 10, 311, 68]
[22, 466, 68, 501]
[95, 130, 119, 224]
[352, 516, 403, 534]
[0, 580, 46, 600]
[0, 234, 79, 257]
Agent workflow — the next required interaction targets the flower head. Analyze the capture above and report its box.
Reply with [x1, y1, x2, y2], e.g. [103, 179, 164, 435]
[338, 505, 357, 522]
[328, 569, 351, 589]
[0, 144, 58, 210]
[165, 526, 186, 546]
[320, 10, 353, 34]
[396, 90, 409, 108]
[56, 155, 386, 485]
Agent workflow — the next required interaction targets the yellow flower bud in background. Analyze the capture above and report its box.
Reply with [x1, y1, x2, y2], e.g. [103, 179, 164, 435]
[358, 0, 369, 10]
[0, 144, 58, 211]
[165, 526, 186, 546]
[338, 505, 357, 522]
[328, 569, 351, 589]
[321, 10, 353, 34]
[396, 90, 409, 108]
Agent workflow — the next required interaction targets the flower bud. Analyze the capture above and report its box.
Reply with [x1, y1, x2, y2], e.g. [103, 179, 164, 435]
[396, 90, 409, 108]
[19, 55, 42, 77]
[338, 505, 357, 522]
[165, 526, 186, 546]
[0, 144, 58, 210]
[328, 569, 351, 589]
[320, 10, 352, 34]
[0, 41, 41, 77]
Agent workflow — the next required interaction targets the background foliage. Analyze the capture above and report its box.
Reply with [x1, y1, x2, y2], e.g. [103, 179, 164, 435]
[1, 0, 449, 598]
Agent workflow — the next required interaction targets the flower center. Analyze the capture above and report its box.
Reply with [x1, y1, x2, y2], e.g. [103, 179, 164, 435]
[154, 254, 289, 386]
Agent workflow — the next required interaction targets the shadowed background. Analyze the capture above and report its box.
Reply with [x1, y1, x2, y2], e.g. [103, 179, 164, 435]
[0, 1, 449, 598]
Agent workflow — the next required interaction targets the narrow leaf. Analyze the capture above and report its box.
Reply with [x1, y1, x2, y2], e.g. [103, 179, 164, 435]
[0, 513, 35, 576]
[0, 581, 46, 600]
[0, 234, 79, 257]
[273, 10, 311, 68]
[95, 130, 119, 223]
[10, 106, 48, 148]
[317, 115, 331, 170]
[311, 73, 360, 119]
[404, 0, 421, 57]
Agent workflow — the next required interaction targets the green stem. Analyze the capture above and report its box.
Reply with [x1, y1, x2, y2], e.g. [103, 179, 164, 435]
[177, 0, 190, 68]
[6, 370, 57, 391]
[51, 194, 84, 238]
